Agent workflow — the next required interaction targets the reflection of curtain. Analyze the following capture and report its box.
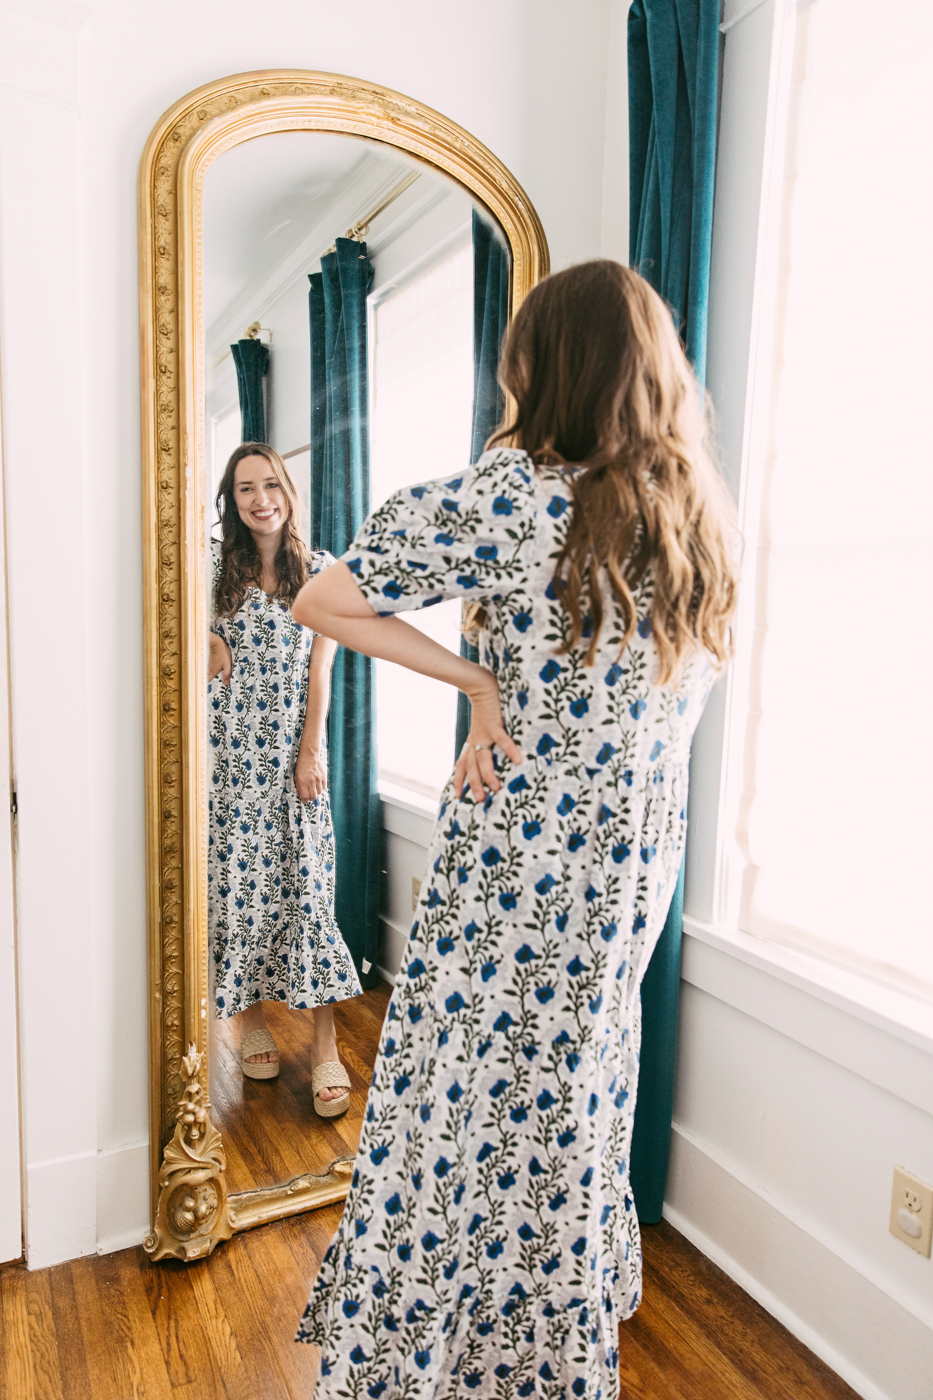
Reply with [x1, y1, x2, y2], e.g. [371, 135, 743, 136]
[308, 238, 380, 988]
[627, 0, 720, 1224]
[455, 211, 510, 756]
[230, 338, 269, 442]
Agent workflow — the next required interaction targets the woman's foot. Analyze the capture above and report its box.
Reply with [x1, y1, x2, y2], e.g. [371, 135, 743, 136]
[309, 1007, 350, 1111]
[237, 1002, 280, 1073]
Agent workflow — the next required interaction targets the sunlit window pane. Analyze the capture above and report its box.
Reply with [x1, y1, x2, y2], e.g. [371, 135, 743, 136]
[369, 239, 473, 800]
[739, 0, 933, 997]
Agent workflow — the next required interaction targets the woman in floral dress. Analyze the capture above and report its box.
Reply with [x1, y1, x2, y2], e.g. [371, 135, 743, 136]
[208, 442, 361, 1111]
[292, 263, 738, 1395]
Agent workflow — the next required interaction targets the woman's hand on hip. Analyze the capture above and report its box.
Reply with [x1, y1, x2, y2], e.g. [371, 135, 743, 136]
[209, 632, 233, 685]
[295, 748, 328, 803]
[453, 669, 522, 803]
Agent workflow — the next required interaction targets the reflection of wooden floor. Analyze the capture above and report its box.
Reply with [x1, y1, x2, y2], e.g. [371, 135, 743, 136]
[211, 982, 392, 1195]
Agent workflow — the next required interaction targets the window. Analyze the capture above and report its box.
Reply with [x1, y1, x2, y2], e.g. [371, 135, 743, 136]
[368, 238, 474, 800]
[735, 0, 933, 1000]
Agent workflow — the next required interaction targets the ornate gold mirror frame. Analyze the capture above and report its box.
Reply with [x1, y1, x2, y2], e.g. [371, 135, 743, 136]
[138, 69, 549, 1261]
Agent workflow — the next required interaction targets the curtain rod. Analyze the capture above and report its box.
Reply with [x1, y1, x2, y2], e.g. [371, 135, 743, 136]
[322, 170, 420, 256]
[210, 170, 421, 369]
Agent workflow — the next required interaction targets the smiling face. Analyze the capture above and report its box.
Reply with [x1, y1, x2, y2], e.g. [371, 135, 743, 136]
[232, 454, 289, 540]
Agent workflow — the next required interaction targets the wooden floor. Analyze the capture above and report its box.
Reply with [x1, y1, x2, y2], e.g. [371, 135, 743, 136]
[212, 982, 392, 1193]
[1, 1214, 857, 1400]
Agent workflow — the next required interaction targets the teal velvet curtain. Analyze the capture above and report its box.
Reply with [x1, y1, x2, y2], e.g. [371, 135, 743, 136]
[455, 211, 511, 756]
[628, 0, 720, 1223]
[230, 338, 269, 443]
[308, 238, 380, 988]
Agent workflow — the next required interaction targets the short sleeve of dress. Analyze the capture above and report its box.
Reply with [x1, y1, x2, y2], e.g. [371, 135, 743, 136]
[308, 548, 338, 579]
[342, 449, 538, 615]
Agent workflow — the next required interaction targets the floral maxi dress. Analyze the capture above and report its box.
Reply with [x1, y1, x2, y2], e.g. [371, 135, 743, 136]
[297, 451, 714, 1400]
[208, 548, 362, 1016]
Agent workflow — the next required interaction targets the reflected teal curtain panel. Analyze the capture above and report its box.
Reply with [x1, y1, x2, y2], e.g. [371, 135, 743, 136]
[627, 0, 720, 1223]
[308, 238, 380, 987]
[230, 337, 269, 443]
[455, 211, 511, 756]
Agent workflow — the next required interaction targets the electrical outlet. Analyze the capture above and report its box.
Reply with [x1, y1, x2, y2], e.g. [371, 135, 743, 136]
[411, 876, 422, 911]
[889, 1166, 933, 1257]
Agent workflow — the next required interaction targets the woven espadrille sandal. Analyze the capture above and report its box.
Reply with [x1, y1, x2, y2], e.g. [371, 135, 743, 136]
[310, 1059, 351, 1118]
[241, 1027, 280, 1080]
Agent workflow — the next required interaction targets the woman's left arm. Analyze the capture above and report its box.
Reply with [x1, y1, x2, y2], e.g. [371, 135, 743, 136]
[293, 562, 522, 801]
[295, 632, 338, 802]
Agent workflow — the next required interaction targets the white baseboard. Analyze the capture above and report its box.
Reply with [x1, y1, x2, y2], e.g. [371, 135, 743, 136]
[665, 1124, 933, 1400]
[26, 1140, 150, 1268]
[96, 1141, 150, 1256]
[26, 1150, 97, 1269]
[378, 914, 409, 985]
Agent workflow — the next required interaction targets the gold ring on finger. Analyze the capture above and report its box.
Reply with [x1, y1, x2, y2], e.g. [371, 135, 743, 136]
[474, 743, 492, 751]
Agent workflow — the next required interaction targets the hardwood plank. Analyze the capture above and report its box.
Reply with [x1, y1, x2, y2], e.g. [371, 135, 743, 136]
[623, 1292, 750, 1400]
[202, 1238, 295, 1400]
[641, 1223, 858, 1400]
[46, 1265, 92, 1400]
[24, 1271, 65, 1400]
[0, 1265, 36, 1400]
[72, 1251, 174, 1400]
[185, 1258, 252, 1400]
[139, 1250, 225, 1393]
[282, 1204, 343, 1288]
[233, 1227, 323, 1392]
[619, 1318, 704, 1400]
[616, 1299, 711, 1400]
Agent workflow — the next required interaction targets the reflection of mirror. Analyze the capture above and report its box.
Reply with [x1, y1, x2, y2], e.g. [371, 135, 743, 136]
[203, 130, 504, 1197]
[139, 71, 548, 1261]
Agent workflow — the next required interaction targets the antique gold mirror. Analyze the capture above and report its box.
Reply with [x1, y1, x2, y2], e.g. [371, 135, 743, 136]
[138, 70, 548, 1261]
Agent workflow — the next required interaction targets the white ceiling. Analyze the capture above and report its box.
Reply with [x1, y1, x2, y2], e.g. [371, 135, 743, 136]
[202, 130, 418, 335]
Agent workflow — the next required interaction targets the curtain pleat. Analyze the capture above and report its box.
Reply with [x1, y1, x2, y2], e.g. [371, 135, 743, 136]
[230, 338, 269, 443]
[308, 238, 380, 988]
[455, 211, 510, 757]
[627, 0, 720, 1224]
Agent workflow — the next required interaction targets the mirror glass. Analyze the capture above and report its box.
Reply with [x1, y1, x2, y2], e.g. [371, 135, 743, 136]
[202, 130, 511, 1192]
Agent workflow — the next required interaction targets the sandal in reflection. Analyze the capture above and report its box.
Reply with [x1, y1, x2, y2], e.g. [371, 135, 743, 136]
[240, 1027, 280, 1080]
[311, 1059, 351, 1118]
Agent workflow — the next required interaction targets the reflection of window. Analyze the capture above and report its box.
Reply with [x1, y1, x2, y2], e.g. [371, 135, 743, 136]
[283, 447, 312, 550]
[369, 237, 473, 801]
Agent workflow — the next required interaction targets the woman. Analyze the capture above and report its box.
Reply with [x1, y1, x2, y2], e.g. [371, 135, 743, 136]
[208, 442, 361, 1114]
[293, 263, 738, 1393]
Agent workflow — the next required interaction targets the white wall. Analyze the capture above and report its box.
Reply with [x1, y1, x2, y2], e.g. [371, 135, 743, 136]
[0, 0, 617, 1269]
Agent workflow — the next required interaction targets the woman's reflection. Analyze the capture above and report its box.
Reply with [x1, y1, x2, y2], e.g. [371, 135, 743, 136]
[207, 442, 360, 1114]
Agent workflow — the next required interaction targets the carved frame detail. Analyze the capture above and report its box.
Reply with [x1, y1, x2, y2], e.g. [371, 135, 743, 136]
[139, 69, 549, 1261]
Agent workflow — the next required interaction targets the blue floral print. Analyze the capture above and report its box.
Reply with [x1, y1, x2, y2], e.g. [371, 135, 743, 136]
[208, 547, 362, 1016]
[297, 451, 714, 1399]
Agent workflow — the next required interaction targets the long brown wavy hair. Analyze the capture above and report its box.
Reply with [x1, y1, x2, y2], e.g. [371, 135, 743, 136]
[213, 442, 312, 618]
[489, 260, 739, 683]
